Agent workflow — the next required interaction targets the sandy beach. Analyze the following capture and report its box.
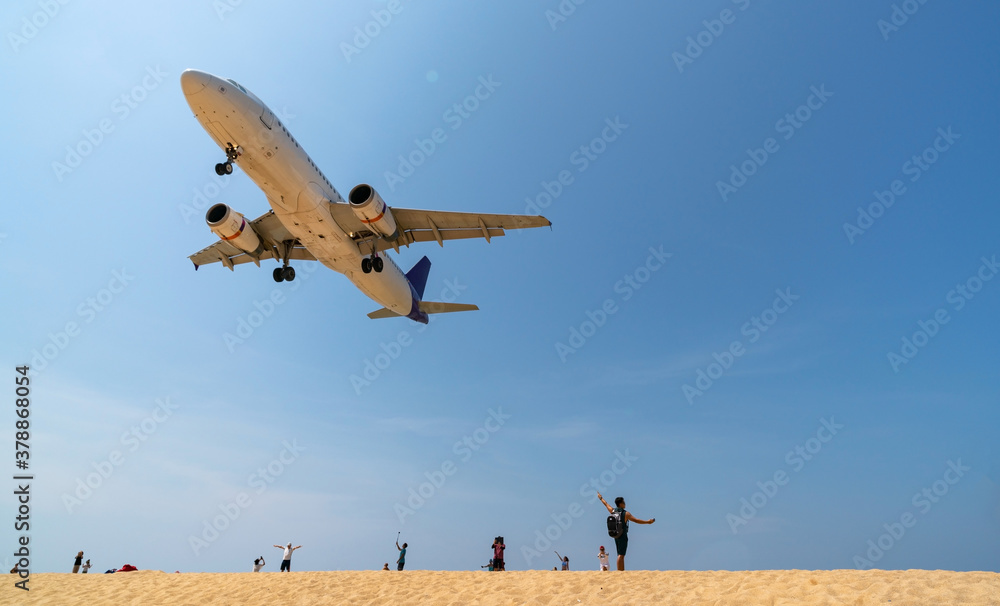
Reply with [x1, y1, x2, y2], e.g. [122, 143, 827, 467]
[5, 569, 998, 605]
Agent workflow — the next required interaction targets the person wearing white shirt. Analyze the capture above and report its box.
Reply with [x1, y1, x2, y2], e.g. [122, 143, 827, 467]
[273, 543, 302, 572]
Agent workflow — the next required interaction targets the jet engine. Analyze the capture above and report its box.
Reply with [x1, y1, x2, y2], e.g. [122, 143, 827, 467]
[349, 184, 399, 241]
[206, 203, 264, 256]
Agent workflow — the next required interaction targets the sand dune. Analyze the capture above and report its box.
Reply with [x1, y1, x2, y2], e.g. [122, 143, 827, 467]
[5, 569, 998, 605]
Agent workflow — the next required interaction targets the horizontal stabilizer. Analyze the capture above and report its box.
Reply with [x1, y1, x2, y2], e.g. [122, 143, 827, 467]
[418, 301, 479, 315]
[366, 301, 479, 320]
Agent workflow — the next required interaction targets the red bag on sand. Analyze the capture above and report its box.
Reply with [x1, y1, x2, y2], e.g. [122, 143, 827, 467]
[118, 565, 138, 572]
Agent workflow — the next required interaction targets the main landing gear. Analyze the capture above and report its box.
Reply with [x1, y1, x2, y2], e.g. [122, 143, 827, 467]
[272, 240, 296, 282]
[272, 266, 295, 282]
[361, 255, 383, 274]
[214, 143, 240, 175]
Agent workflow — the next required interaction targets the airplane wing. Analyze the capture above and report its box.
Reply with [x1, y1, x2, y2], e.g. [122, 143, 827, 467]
[188, 210, 315, 270]
[327, 203, 551, 254]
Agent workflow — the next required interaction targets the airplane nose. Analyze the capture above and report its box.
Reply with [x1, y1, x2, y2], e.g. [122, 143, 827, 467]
[180, 69, 211, 96]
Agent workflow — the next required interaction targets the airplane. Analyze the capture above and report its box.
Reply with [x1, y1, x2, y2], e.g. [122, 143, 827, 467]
[179, 69, 550, 323]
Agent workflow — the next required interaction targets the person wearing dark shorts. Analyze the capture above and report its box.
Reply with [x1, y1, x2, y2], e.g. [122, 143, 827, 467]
[597, 492, 654, 571]
[396, 540, 407, 571]
[274, 543, 301, 571]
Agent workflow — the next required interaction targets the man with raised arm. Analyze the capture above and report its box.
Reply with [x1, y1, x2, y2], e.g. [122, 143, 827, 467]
[597, 492, 655, 571]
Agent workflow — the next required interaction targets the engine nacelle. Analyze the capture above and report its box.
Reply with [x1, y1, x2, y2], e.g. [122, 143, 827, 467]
[206, 203, 264, 256]
[349, 184, 399, 241]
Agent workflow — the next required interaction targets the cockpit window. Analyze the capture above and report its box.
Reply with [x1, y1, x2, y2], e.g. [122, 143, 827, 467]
[226, 79, 248, 94]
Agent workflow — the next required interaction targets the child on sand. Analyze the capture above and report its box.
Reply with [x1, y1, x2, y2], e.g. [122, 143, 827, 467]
[598, 546, 609, 571]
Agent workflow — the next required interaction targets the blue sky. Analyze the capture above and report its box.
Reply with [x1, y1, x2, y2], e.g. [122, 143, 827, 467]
[1, 0, 997, 574]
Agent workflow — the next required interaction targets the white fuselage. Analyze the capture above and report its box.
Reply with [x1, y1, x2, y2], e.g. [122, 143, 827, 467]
[181, 69, 414, 316]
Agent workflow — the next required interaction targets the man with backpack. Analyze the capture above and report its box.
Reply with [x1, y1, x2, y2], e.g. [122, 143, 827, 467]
[597, 492, 655, 571]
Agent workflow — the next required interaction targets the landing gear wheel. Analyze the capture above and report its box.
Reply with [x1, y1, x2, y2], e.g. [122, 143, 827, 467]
[224, 162, 233, 175]
[273, 268, 285, 282]
[215, 163, 226, 176]
[282, 266, 296, 281]
[361, 258, 372, 273]
[372, 257, 384, 273]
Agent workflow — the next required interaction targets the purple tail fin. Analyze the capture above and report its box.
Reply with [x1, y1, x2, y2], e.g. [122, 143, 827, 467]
[405, 256, 431, 300]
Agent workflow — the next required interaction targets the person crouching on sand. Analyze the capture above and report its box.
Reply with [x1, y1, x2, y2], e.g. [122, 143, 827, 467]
[597, 492, 654, 571]
[273, 543, 301, 572]
[252, 556, 265, 572]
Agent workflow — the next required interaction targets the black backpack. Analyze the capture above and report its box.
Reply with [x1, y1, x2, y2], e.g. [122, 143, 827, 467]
[607, 508, 627, 538]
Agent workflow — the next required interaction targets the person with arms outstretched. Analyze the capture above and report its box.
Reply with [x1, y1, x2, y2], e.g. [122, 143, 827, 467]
[273, 543, 301, 571]
[597, 492, 654, 571]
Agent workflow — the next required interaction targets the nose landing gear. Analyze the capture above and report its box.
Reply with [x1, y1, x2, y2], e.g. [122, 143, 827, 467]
[214, 143, 241, 176]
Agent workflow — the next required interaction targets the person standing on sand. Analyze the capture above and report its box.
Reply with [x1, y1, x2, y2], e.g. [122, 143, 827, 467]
[81, 559, 92, 574]
[492, 537, 505, 571]
[597, 492, 655, 571]
[273, 543, 302, 572]
[598, 546, 609, 571]
[555, 551, 569, 570]
[72, 551, 83, 573]
[252, 556, 265, 572]
[396, 540, 407, 571]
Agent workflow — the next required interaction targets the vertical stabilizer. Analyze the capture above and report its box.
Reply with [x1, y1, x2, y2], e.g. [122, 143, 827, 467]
[405, 256, 432, 300]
